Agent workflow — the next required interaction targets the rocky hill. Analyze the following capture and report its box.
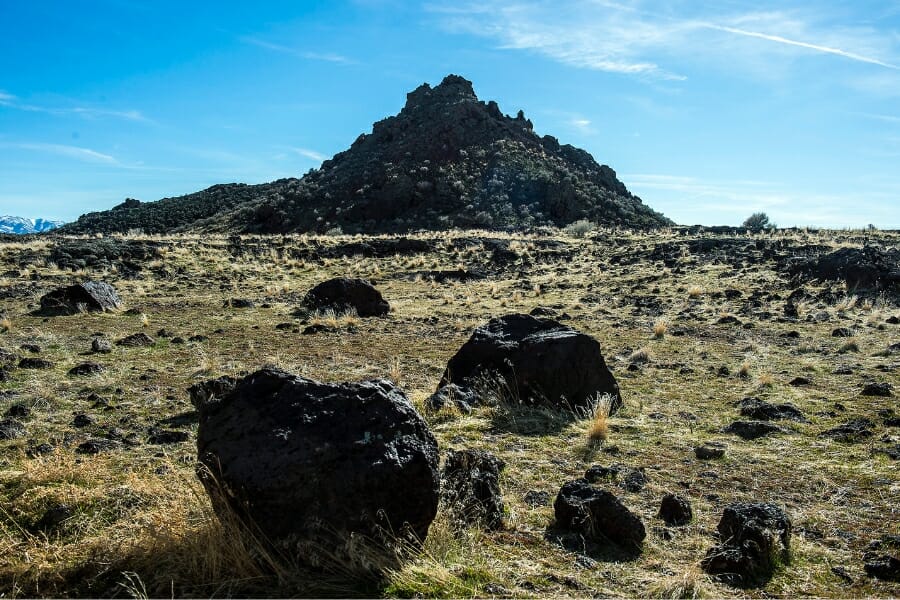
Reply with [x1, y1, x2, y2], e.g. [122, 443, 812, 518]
[0, 216, 64, 234]
[64, 75, 671, 234]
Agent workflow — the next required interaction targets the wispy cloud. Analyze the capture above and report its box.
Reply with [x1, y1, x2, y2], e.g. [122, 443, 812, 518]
[15, 143, 119, 165]
[0, 92, 150, 122]
[431, 1, 900, 82]
[240, 36, 355, 64]
[703, 24, 900, 70]
[289, 147, 328, 161]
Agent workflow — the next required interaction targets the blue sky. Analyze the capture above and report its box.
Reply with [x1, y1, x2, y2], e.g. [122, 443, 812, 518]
[1, 0, 899, 227]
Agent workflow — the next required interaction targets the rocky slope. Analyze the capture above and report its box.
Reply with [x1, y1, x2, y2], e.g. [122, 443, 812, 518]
[64, 75, 671, 234]
[0, 216, 64, 234]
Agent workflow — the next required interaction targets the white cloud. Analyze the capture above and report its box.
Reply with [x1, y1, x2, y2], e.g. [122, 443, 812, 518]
[0, 92, 149, 122]
[16, 143, 119, 165]
[289, 147, 328, 161]
[240, 36, 355, 64]
[703, 24, 899, 70]
[430, 1, 900, 83]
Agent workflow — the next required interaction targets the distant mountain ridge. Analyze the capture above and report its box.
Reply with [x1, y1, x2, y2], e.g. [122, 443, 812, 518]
[0, 216, 64, 234]
[64, 74, 671, 234]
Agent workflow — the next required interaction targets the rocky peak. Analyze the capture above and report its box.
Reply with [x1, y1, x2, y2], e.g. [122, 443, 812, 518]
[404, 74, 478, 111]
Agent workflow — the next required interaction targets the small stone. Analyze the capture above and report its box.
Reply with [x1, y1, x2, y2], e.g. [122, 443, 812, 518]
[68, 362, 104, 376]
[524, 490, 551, 507]
[695, 443, 726, 459]
[658, 494, 693, 526]
[723, 420, 784, 440]
[91, 338, 112, 354]
[862, 382, 893, 397]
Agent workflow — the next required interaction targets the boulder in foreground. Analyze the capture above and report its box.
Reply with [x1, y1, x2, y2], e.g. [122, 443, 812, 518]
[38, 281, 122, 316]
[195, 367, 439, 568]
[437, 314, 621, 414]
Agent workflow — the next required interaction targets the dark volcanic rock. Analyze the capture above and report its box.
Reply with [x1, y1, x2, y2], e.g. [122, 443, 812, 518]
[702, 502, 792, 587]
[75, 438, 120, 454]
[695, 442, 727, 459]
[788, 246, 900, 294]
[438, 314, 621, 414]
[303, 277, 389, 317]
[196, 367, 440, 566]
[148, 428, 190, 444]
[862, 382, 893, 397]
[38, 281, 122, 316]
[441, 449, 505, 529]
[187, 376, 237, 409]
[426, 383, 480, 413]
[0, 418, 25, 440]
[116, 332, 155, 347]
[865, 555, 900, 582]
[723, 420, 785, 440]
[91, 338, 112, 354]
[820, 418, 874, 442]
[554, 478, 645, 550]
[18, 357, 52, 369]
[739, 397, 807, 422]
[68, 362, 104, 376]
[658, 494, 693, 526]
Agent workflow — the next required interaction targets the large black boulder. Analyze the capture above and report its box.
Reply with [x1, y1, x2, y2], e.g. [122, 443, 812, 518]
[553, 478, 645, 550]
[302, 277, 390, 317]
[701, 502, 792, 587]
[195, 367, 440, 567]
[441, 449, 505, 529]
[438, 314, 621, 413]
[38, 281, 122, 316]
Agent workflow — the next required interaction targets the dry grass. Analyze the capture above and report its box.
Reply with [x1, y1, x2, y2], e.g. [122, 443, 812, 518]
[0, 227, 898, 598]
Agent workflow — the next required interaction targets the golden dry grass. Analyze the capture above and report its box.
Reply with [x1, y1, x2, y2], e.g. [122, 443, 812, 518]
[0, 227, 897, 598]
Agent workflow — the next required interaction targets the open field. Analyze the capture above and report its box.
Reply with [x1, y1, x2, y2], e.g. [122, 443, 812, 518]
[0, 227, 898, 598]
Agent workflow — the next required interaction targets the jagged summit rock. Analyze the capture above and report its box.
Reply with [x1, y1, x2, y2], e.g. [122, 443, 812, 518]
[64, 74, 671, 235]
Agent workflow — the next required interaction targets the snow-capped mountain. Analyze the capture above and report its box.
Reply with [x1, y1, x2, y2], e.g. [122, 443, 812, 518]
[0, 216, 65, 234]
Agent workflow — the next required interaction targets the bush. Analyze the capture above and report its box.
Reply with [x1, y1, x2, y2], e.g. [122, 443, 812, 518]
[563, 219, 595, 238]
[742, 212, 775, 231]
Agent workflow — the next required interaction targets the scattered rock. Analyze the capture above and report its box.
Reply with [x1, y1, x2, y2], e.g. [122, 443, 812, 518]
[75, 438, 121, 454]
[18, 357, 52, 369]
[820, 419, 875, 443]
[438, 314, 621, 413]
[20, 343, 41, 353]
[0, 418, 25, 440]
[148, 428, 190, 444]
[91, 338, 112, 354]
[196, 367, 440, 566]
[68, 362, 104, 376]
[441, 449, 505, 529]
[34, 504, 74, 531]
[862, 382, 893, 397]
[303, 277, 389, 317]
[524, 490, 551, 507]
[832, 327, 854, 337]
[701, 502, 792, 587]
[723, 420, 785, 440]
[38, 281, 122, 316]
[72, 413, 95, 428]
[788, 376, 811, 386]
[5, 403, 30, 418]
[553, 478, 645, 550]
[187, 376, 237, 409]
[695, 442, 727, 459]
[621, 468, 648, 492]
[225, 298, 255, 308]
[658, 494, 693, 526]
[116, 332, 155, 347]
[739, 397, 807, 422]
[864, 555, 900, 582]
[425, 383, 480, 413]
